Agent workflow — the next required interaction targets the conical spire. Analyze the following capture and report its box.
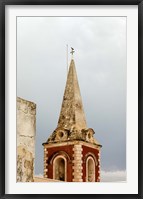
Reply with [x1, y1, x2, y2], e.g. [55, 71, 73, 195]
[47, 58, 101, 146]
[57, 59, 87, 130]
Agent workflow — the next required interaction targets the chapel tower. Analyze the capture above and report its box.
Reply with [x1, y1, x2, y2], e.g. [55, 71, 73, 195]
[43, 53, 102, 182]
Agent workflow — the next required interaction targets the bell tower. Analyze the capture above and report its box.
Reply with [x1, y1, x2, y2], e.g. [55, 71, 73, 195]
[43, 54, 102, 182]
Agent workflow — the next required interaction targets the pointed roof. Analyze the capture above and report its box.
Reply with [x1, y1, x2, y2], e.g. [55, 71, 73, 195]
[57, 59, 87, 130]
[46, 59, 101, 147]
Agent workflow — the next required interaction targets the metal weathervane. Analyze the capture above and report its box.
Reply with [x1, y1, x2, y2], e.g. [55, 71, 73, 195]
[66, 46, 75, 76]
[70, 47, 75, 58]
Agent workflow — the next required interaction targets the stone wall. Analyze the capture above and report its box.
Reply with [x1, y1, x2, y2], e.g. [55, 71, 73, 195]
[72, 144, 83, 182]
[17, 97, 36, 182]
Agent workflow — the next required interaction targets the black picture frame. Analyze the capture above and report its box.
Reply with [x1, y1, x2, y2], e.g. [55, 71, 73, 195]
[0, 0, 143, 198]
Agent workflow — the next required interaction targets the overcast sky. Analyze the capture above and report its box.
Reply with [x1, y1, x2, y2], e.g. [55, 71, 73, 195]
[17, 17, 126, 181]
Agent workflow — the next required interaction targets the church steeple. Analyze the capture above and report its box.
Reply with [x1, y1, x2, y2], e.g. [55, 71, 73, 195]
[57, 59, 87, 130]
[43, 53, 101, 182]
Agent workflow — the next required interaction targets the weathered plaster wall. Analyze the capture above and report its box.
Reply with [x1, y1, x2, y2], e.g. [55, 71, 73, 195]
[82, 145, 100, 182]
[44, 145, 73, 182]
[17, 97, 36, 182]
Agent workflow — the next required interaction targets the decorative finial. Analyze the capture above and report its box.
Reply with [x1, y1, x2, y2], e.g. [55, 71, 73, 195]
[70, 47, 75, 58]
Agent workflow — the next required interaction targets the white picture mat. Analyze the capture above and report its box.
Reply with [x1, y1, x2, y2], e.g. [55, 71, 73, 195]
[5, 5, 138, 194]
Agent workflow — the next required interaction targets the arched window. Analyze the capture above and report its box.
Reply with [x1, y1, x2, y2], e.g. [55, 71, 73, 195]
[53, 155, 67, 181]
[86, 156, 95, 182]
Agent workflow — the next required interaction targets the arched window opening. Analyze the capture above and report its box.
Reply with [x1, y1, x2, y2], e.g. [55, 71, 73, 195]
[86, 157, 95, 182]
[53, 156, 67, 181]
